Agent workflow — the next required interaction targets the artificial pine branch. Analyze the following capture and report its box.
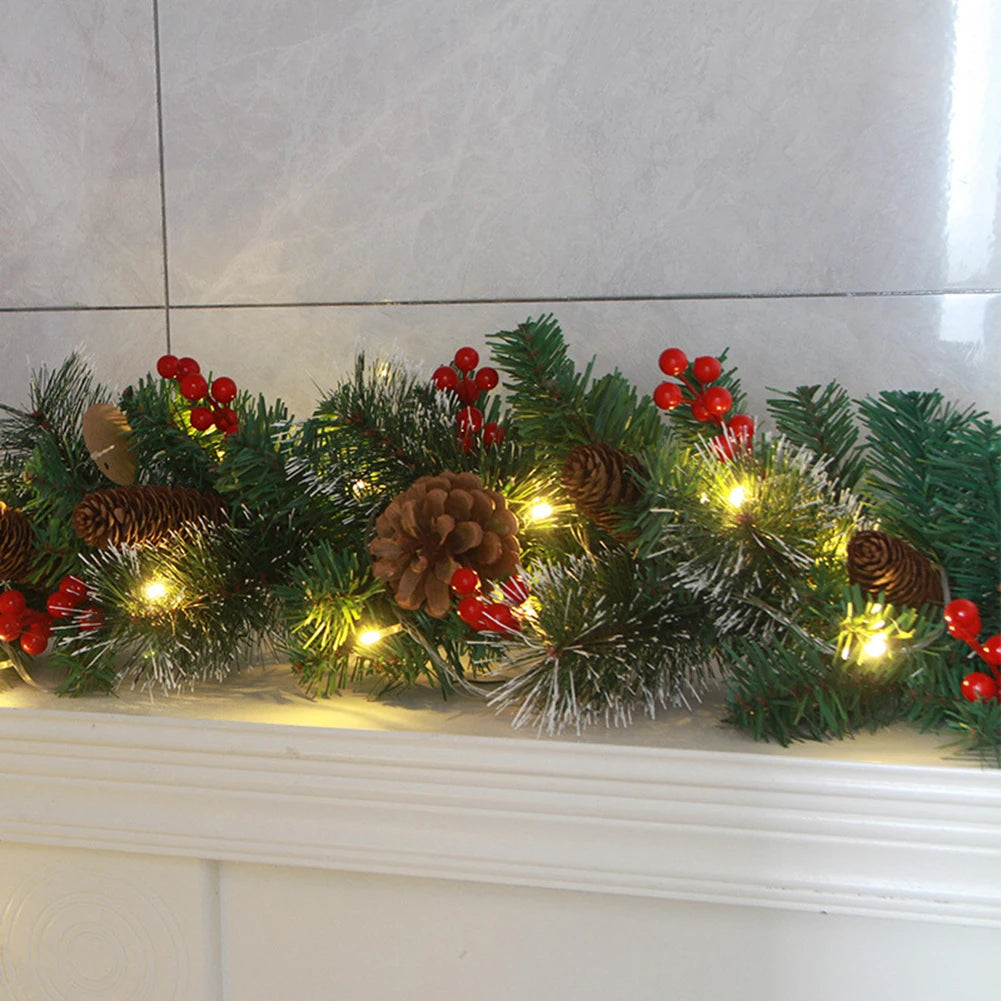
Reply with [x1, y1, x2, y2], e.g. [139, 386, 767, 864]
[0, 355, 107, 469]
[722, 588, 946, 745]
[859, 391, 1001, 627]
[722, 638, 851, 744]
[487, 549, 718, 733]
[276, 542, 388, 695]
[485, 315, 595, 453]
[118, 375, 217, 490]
[306, 354, 473, 497]
[58, 523, 282, 693]
[487, 316, 664, 459]
[0, 357, 117, 587]
[639, 433, 858, 637]
[766, 381, 865, 491]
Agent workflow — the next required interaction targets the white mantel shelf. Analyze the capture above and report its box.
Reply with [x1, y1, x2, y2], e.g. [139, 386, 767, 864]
[1, 664, 999, 931]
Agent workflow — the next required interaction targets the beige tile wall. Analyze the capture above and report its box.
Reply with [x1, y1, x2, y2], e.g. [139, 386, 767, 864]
[2, 0, 999, 421]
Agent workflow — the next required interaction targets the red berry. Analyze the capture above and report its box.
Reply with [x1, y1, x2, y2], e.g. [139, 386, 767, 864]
[47, 591, 83, 619]
[156, 354, 179, 379]
[981, 635, 1001, 667]
[658, 348, 688, 376]
[454, 346, 479, 373]
[475, 367, 499, 391]
[0, 613, 22, 643]
[23, 611, 52, 637]
[693, 356, 723, 383]
[500, 575, 530, 605]
[177, 356, 200, 378]
[19, 628, 48, 656]
[702, 385, 733, 416]
[213, 407, 239, 435]
[432, 365, 459, 391]
[179, 372, 209, 402]
[482, 422, 505, 447]
[483, 602, 518, 632]
[727, 414, 755, 440]
[0, 589, 26, 616]
[190, 406, 214, 431]
[457, 378, 481, 404]
[457, 595, 486, 625]
[211, 376, 237, 404]
[456, 406, 483, 433]
[59, 575, 89, 598]
[450, 567, 480, 595]
[944, 598, 981, 640]
[961, 671, 999, 702]
[653, 382, 683, 410]
[78, 606, 106, 633]
[690, 397, 711, 422]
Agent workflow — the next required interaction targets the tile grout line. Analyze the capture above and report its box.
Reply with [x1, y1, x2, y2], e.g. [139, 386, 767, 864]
[1, 287, 1000, 316]
[151, 0, 172, 352]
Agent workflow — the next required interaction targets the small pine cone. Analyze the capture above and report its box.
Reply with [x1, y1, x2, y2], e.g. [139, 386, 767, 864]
[369, 470, 520, 618]
[847, 530, 943, 608]
[73, 485, 228, 549]
[0, 502, 36, 581]
[562, 442, 644, 534]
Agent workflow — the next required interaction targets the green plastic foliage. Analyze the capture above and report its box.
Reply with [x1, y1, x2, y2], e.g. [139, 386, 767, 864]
[859, 391, 1000, 627]
[766, 380, 865, 491]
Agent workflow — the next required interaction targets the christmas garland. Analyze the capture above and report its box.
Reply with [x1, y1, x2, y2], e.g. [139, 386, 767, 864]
[0, 316, 998, 761]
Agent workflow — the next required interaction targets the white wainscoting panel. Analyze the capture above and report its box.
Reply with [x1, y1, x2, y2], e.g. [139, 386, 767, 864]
[0, 677, 998, 999]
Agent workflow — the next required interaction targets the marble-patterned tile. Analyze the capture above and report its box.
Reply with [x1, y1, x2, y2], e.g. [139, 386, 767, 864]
[168, 293, 1000, 424]
[0, 310, 167, 407]
[0, 1, 164, 308]
[160, 0, 1001, 304]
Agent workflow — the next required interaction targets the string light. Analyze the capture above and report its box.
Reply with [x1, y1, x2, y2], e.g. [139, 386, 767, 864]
[356, 623, 403, 647]
[529, 500, 553, 521]
[727, 484, 747, 508]
[143, 580, 168, 602]
[862, 632, 888, 659]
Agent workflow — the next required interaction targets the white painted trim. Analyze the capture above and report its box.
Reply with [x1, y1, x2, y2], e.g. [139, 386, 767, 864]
[0, 708, 998, 927]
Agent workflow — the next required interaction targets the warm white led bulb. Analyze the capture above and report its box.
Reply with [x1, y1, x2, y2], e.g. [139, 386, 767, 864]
[862, 633, 888, 659]
[727, 485, 747, 508]
[358, 629, 383, 646]
[530, 501, 553, 521]
[144, 580, 168, 602]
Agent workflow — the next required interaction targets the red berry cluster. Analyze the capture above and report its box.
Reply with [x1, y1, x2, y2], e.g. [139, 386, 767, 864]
[156, 354, 239, 436]
[45, 575, 106, 635]
[653, 348, 754, 459]
[944, 598, 1001, 702]
[450, 567, 528, 633]
[432, 347, 506, 452]
[0, 588, 54, 655]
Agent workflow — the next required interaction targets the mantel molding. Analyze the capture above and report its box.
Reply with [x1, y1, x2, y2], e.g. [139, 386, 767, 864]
[0, 706, 998, 927]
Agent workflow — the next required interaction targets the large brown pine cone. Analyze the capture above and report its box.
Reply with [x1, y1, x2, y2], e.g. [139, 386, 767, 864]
[73, 485, 228, 549]
[369, 471, 520, 618]
[0, 502, 36, 581]
[562, 442, 644, 534]
[846, 530, 943, 608]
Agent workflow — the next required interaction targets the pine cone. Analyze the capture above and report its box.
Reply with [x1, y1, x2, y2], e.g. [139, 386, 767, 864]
[562, 442, 644, 534]
[73, 485, 228, 549]
[847, 530, 943, 608]
[369, 471, 520, 618]
[0, 502, 35, 581]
